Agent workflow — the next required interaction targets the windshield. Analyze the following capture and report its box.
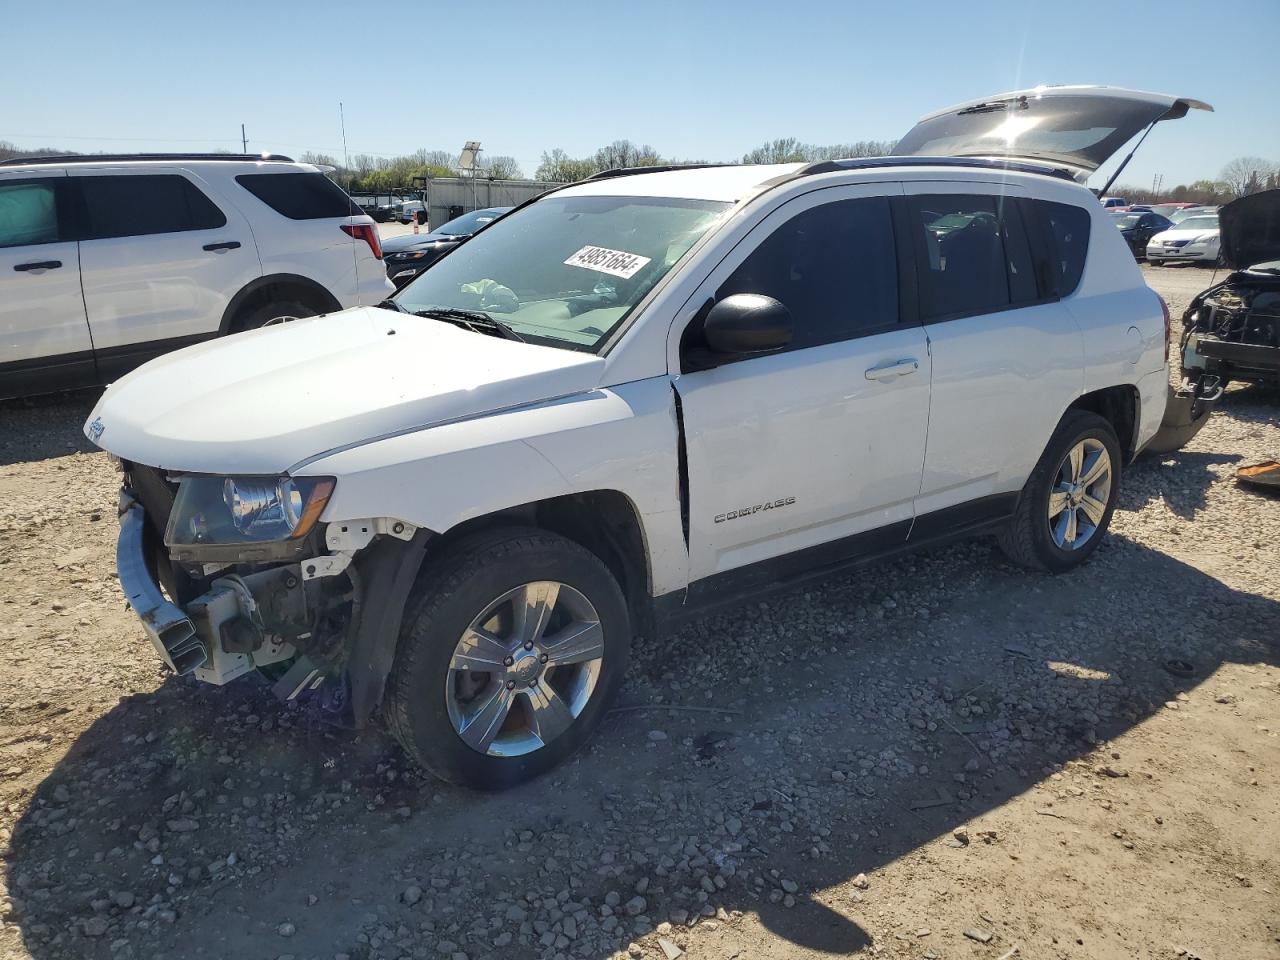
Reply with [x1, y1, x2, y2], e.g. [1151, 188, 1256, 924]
[1178, 216, 1218, 231]
[393, 194, 728, 351]
[435, 208, 506, 236]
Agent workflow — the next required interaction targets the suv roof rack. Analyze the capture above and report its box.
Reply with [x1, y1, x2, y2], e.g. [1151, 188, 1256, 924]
[585, 163, 731, 182]
[0, 152, 295, 167]
[788, 155, 1078, 182]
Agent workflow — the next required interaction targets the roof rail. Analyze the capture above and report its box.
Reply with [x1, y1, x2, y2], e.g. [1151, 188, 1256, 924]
[585, 163, 730, 182]
[787, 155, 1078, 182]
[0, 152, 295, 167]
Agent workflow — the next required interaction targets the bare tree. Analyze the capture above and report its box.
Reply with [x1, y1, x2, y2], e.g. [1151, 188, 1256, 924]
[485, 155, 523, 180]
[741, 138, 894, 164]
[1221, 156, 1278, 198]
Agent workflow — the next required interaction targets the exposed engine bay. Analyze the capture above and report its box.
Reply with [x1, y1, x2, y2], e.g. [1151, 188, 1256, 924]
[1181, 269, 1280, 388]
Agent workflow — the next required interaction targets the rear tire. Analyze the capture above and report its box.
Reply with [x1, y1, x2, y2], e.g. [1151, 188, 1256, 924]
[1148, 259, 1163, 267]
[229, 299, 315, 333]
[384, 527, 630, 789]
[997, 411, 1122, 573]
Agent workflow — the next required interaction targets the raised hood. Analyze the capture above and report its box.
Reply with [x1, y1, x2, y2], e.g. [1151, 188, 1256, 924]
[896, 85, 1212, 181]
[1220, 189, 1280, 270]
[84, 307, 605, 474]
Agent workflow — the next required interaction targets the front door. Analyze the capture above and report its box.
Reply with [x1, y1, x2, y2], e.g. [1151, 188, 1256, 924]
[0, 170, 96, 395]
[671, 184, 932, 594]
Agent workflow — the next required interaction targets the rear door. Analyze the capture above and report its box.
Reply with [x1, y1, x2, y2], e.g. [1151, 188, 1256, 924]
[896, 87, 1211, 180]
[0, 169, 96, 394]
[70, 167, 258, 377]
[900, 182, 1084, 530]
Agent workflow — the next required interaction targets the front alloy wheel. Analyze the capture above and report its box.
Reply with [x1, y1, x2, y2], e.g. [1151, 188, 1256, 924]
[385, 528, 629, 788]
[447, 581, 604, 757]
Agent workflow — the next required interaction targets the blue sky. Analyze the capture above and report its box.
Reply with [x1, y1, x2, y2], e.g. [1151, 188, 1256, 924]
[4, 0, 1277, 190]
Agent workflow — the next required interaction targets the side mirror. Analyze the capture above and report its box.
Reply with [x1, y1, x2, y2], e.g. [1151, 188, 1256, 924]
[703, 294, 792, 356]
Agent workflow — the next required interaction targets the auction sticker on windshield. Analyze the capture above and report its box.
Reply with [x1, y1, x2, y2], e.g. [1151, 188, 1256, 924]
[564, 245, 652, 279]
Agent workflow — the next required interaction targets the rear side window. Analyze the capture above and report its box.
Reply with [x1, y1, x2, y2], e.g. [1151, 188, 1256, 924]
[715, 196, 899, 349]
[236, 172, 358, 220]
[78, 174, 226, 239]
[1035, 201, 1091, 297]
[0, 179, 62, 248]
[905, 194, 1040, 321]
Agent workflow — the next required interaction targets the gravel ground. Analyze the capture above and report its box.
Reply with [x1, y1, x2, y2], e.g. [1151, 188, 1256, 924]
[1, 264, 1278, 960]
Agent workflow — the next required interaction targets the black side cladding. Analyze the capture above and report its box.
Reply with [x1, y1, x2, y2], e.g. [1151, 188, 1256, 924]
[671, 385, 690, 546]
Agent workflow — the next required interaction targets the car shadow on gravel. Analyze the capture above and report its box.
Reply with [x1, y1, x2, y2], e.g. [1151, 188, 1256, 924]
[0, 391, 101, 467]
[5, 536, 1279, 959]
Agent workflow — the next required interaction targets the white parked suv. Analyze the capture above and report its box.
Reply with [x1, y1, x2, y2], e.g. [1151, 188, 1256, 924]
[1, 153, 393, 398]
[86, 88, 1208, 788]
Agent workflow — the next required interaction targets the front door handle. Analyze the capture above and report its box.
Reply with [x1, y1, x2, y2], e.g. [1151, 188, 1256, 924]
[202, 241, 241, 252]
[14, 260, 62, 272]
[864, 358, 920, 381]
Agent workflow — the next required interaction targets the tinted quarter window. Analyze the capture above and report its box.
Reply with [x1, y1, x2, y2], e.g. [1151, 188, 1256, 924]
[0, 179, 61, 248]
[79, 174, 226, 239]
[236, 172, 359, 220]
[716, 196, 898, 349]
[1035, 200, 1091, 298]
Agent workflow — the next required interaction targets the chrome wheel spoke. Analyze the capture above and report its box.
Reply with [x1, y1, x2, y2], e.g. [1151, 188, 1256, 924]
[512, 581, 560, 646]
[1048, 489, 1070, 519]
[456, 684, 514, 753]
[449, 626, 510, 672]
[1079, 448, 1110, 487]
[1079, 493, 1107, 526]
[543, 620, 605, 667]
[1067, 442, 1085, 483]
[525, 684, 574, 745]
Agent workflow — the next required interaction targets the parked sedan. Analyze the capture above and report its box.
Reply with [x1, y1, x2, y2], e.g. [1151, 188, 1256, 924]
[1147, 214, 1221, 265]
[1111, 210, 1173, 258]
[381, 206, 511, 287]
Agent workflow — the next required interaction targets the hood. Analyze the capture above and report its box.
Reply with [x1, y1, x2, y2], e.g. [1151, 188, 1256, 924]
[85, 307, 605, 474]
[381, 232, 463, 253]
[1220, 189, 1280, 270]
[896, 85, 1211, 181]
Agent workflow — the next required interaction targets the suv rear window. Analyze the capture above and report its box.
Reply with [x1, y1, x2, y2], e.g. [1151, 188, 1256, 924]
[905, 195, 1040, 321]
[78, 174, 226, 239]
[236, 173, 358, 220]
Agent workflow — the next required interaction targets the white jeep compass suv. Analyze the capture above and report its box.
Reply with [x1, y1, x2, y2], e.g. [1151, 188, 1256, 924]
[86, 88, 1208, 788]
[1, 153, 393, 398]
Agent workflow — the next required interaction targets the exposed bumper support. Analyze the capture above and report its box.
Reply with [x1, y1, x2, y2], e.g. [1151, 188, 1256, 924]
[1196, 337, 1280, 373]
[117, 492, 208, 674]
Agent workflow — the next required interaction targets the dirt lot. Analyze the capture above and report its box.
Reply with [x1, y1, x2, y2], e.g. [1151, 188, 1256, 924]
[1, 265, 1278, 960]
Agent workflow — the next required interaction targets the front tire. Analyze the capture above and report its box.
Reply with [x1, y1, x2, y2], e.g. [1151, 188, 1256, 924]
[997, 411, 1122, 573]
[1148, 259, 1163, 267]
[384, 527, 630, 788]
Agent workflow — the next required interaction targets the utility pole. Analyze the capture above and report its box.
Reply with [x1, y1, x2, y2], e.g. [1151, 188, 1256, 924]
[1152, 172, 1163, 199]
[241, 124, 247, 153]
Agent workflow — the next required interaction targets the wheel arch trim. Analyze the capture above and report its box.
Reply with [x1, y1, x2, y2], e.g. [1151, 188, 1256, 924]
[219, 273, 342, 334]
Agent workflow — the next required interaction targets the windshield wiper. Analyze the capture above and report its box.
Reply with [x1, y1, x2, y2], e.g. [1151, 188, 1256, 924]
[957, 96, 1027, 116]
[375, 298, 408, 313]
[412, 307, 525, 342]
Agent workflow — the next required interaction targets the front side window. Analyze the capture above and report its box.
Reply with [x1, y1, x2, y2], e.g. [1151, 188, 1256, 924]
[907, 194, 1038, 320]
[78, 174, 226, 239]
[394, 195, 728, 351]
[715, 196, 899, 349]
[0, 179, 60, 248]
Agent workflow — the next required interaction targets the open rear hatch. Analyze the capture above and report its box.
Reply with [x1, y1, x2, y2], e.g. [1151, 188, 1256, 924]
[896, 86, 1212, 191]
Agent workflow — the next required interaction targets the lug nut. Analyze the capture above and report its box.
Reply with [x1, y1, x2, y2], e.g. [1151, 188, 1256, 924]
[506, 680, 515, 690]
[524, 641, 533, 650]
[539, 654, 548, 663]
[503, 656, 514, 666]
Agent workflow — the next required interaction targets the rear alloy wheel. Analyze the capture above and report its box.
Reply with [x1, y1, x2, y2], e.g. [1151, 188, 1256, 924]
[997, 411, 1121, 573]
[230, 299, 315, 333]
[385, 528, 629, 788]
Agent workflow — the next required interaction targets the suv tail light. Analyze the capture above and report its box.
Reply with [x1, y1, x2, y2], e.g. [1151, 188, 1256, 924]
[341, 223, 383, 260]
[1157, 293, 1171, 362]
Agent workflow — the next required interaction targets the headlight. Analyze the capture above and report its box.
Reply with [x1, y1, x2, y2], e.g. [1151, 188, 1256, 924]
[165, 475, 335, 547]
[392, 250, 429, 260]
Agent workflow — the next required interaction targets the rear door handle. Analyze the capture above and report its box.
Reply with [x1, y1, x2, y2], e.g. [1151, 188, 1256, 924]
[14, 260, 62, 272]
[864, 358, 920, 381]
[202, 241, 241, 252]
